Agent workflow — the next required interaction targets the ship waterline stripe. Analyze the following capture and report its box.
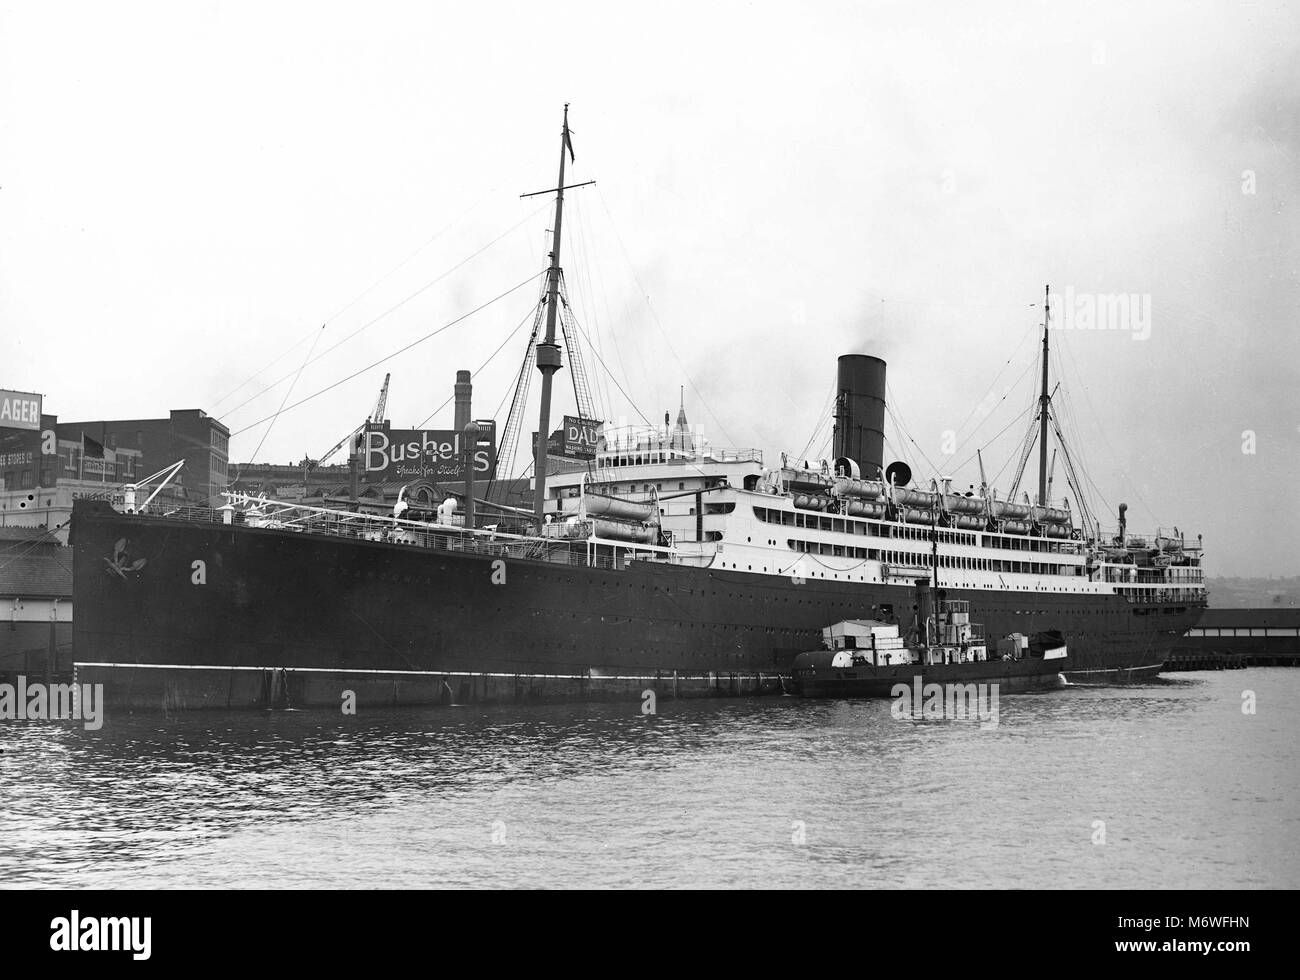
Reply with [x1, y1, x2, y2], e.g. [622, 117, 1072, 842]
[72, 659, 1160, 679]
[71, 662, 760, 682]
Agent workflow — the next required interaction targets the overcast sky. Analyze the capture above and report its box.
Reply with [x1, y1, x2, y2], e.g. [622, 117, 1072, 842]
[2, 0, 1296, 576]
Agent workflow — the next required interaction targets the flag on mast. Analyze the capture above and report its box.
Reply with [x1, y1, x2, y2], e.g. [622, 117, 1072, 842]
[564, 121, 575, 164]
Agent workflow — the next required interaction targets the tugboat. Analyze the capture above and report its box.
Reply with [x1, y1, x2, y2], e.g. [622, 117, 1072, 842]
[790, 577, 1069, 698]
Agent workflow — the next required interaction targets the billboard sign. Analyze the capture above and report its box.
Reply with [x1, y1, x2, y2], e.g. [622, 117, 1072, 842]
[362, 426, 496, 483]
[562, 416, 603, 460]
[531, 429, 564, 458]
[0, 390, 42, 431]
[0, 427, 40, 471]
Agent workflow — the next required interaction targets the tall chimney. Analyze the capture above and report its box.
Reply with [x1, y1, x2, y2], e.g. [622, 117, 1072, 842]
[832, 354, 887, 478]
[454, 370, 472, 431]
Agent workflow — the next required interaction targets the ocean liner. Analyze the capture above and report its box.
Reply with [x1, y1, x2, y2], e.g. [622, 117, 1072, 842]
[69, 108, 1206, 709]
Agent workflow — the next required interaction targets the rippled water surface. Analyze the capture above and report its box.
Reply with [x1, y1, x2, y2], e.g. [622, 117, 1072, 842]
[2, 670, 1297, 888]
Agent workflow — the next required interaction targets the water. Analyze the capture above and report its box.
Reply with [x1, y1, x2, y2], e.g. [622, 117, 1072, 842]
[2, 670, 1297, 889]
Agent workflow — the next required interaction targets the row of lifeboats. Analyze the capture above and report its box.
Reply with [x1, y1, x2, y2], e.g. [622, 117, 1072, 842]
[791, 479, 1074, 536]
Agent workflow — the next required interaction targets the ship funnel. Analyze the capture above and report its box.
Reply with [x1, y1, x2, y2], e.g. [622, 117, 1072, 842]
[832, 354, 887, 480]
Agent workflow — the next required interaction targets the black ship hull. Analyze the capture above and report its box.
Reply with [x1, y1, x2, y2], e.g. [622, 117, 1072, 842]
[70, 501, 1201, 709]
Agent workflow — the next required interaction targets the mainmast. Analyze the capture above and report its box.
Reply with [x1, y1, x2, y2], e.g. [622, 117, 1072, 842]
[1040, 278, 1050, 499]
[531, 105, 575, 529]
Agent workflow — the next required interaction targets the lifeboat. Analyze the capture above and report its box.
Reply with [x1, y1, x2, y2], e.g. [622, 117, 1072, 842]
[832, 477, 885, 500]
[990, 500, 1032, 520]
[590, 518, 657, 543]
[950, 514, 984, 530]
[901, 508, 937, 525]
[1001, 520, 1032, 535]
[895, 487, 940, 508]
[1031, 505, 1071, 525]
[1042, 525, 1071, 538]
[845, 500, 887, 518]
[942, 493, 984, 516]
[583, 492, 656, 522]
[794, 495, 831, 511]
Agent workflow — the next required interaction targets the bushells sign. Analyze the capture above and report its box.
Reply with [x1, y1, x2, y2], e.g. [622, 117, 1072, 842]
[363, 426, 496, 483]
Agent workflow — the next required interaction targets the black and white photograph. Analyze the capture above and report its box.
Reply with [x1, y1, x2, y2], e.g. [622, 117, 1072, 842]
[0, 0, 1294, 932]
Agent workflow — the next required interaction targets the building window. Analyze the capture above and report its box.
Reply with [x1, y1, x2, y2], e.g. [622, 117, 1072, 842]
[21, 470, 33, 489]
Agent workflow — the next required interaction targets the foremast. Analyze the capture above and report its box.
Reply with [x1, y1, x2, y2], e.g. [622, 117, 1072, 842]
[1037, 284, 1051, 506]
[531, 105, 576, 530]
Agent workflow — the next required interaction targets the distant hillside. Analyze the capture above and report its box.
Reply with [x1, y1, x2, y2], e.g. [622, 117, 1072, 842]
[1205, 576, 1300, 608]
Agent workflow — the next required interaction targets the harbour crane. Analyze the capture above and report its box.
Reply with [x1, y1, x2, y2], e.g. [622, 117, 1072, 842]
[311, 373, 390, 471]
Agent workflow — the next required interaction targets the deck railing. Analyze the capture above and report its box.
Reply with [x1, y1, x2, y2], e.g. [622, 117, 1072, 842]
[122, 495, 672, 570]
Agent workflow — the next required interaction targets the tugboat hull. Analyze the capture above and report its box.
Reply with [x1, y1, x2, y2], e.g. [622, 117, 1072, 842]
[790, 652, 1069, 698]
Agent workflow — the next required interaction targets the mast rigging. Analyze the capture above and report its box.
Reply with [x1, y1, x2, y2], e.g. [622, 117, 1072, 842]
[530, 104, 574, 529]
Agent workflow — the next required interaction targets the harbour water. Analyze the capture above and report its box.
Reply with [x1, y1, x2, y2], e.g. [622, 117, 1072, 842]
[2, 670, 1297, 889]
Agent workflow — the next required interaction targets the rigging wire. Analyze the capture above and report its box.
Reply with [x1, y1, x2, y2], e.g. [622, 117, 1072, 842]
[211, 188, 502, 412]
[235, 322, 327, 484]
[1054, 329, 1156, 527]
[230, 271, 547, 439]
[576, 198, 636, 425]
[884, 383, 941, 478]
[1051, 345, 1104, 514]
[1047, 342, 1103, 520]
[413, 303, 538, 428]
[800, 412, 834, 467]
[564, 308, 654, 426]
[949, 400, 1037, 478]
[954, 354, 1042, 454]
[0, 535, 58, 574]
[595, 187, 741, 448]
[218, 202, 550, 426]
[951, 312, 1041, 444]
[1007, 342, 1044, 499]
[795, 379, 837, 464]
[568, 195, 613, 420]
